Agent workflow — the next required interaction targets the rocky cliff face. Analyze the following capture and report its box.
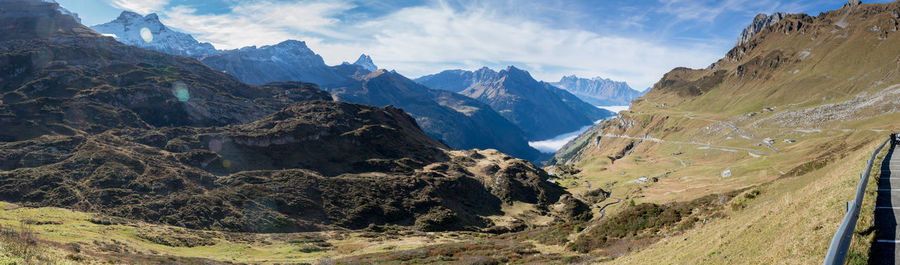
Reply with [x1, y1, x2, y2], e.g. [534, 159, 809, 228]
[735, 12, 787, 47]
[419, 66, 614, 140]
[551, 75, 642, 106]
[0, 0, 586, 233]
[91, 11, 218, 58]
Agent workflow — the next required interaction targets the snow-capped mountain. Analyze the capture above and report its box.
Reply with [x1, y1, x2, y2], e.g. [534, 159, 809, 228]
[200, 40, 348, 86]
[551, 75, 643, 106]
[91, 11, 218, 58]
[352, 54, 377, 71]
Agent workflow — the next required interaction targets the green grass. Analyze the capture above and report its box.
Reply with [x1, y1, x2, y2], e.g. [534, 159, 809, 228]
[0, 203, 490, 264]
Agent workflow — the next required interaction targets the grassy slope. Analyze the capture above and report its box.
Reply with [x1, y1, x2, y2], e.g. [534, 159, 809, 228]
[547, 2, 900, 263]
[0, 201, 496, 264]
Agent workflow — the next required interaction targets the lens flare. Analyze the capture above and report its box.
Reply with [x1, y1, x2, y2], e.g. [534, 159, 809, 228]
[172, 81, 190, 102]
[208, 139, 222, 152]
[140, 27, 153, 43]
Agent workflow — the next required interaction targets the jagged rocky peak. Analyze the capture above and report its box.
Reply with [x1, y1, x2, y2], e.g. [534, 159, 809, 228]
[844, 0, 863, 8]
[91, 11, 218, 58]
[736, 12, 787, 46]
[500, 65, 536, 81]
[353, 54, 378, 71]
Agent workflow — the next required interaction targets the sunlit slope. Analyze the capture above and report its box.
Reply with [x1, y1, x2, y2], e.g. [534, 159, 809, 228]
[549, 1, 900, 263]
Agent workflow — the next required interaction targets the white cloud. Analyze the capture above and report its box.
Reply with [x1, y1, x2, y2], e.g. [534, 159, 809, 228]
[319, 4, 723, 89]
[109, 0, 168, 15]
[161, 1, 354, 49]
[656, 0, 808, 23]
[151, 1, 725, 89]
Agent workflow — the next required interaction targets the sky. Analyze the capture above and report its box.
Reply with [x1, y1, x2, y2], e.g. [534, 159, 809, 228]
[55, 0, 895, 90]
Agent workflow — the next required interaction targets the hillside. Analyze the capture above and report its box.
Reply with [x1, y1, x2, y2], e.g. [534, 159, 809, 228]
[0, 0, 584, 240]
[90, 16, 547, 162]
[418, 66, 615, 140]
[546, 1, 900, 263]
[325, 67, 545, 161]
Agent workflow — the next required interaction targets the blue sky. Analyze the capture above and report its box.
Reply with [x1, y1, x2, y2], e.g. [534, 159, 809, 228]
[56, 0, 894, 90]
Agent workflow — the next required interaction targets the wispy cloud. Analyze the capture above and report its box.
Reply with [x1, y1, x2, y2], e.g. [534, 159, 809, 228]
[320, 3, 722, 89]
[161, 1, 355, 49]
[109, 0, 168, 15]
[109, 0, 748, 89]
[656, 0, 813, 23]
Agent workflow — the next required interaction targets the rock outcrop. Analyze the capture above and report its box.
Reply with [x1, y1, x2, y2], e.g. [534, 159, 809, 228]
[736, 12, 787, 46]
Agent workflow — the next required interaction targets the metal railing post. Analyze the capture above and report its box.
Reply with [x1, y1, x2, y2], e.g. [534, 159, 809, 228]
[822, 137, 889, 265]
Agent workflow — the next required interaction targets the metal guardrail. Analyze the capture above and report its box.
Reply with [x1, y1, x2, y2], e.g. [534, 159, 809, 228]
[822, 137, 891, 265]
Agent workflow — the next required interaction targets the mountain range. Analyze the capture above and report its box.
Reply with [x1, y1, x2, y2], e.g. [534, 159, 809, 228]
[325, 65, 545, 161]
[0, 0, 586, 236]
[199, 40, 349, 86]
[417, 67, 614, 139]
[551, 75, 644, 106]
[89, 11, 620, 161]
[7, 0, 900, 263]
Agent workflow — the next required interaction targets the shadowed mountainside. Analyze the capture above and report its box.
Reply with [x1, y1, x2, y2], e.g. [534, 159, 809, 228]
[417, 66, 614, 140]
[0, 0, 585, 233]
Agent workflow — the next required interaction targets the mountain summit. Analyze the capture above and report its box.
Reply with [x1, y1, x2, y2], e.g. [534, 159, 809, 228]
[91, 11, 218, 58]
[353, 54, 378, 71]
